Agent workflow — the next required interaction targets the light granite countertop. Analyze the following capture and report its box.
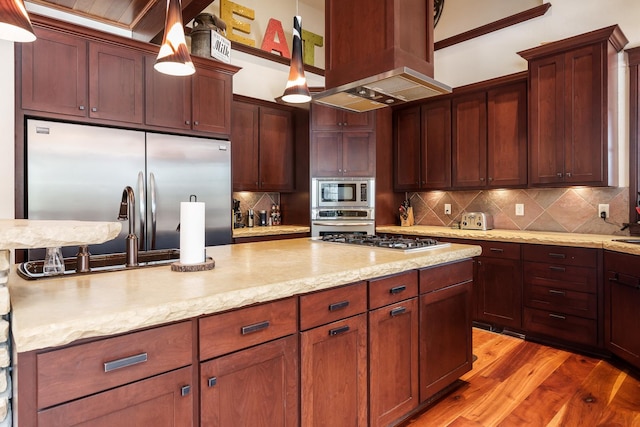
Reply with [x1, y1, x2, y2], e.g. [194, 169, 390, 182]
[232, 225, 310, 238]
[8, 238, 480, 353]
[376, 225, 640, 256]
[0, 219, 121, 250]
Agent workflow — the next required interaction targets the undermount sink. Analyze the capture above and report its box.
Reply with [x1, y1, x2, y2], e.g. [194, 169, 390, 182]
[18, 249, 180, 280]
[612, 238, 640, 245]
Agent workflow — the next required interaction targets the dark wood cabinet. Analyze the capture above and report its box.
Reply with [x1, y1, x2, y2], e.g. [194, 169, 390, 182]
[475, 241, 523, 329]
[519, 26, 628, 187]
[523, 244, 601, 348]
[604, 251, 640, 370]
[231, 99, 294, 191]
[418, 260, 474, 402]
[21, 26, 143, 125]
[452, 79, 527, 189]
[191, 65, 233, 135]
[38, 367, 193, 427]
[311, 131, 375, 177]
[199, 298, 299, 426]
[144, 54, 192, 131]
[300, 282, 368, 427]
[311, 103, 374, 131]
[368, 271, 419, 427]
[200, 335, 299, 427]
[394, 99, 452, 191]
[145, 58, 233, 136]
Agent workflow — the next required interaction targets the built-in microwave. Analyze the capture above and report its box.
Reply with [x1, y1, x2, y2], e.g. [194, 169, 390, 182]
[312, 178, 375, 208]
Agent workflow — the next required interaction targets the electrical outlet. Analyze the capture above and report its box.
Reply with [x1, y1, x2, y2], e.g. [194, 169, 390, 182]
[444, 204, 452, 215]
[598, 204, 610, 219]
[515, 204, 525, 216]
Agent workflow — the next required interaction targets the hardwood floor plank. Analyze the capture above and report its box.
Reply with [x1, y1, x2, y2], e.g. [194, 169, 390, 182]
[497, 352, 598, 426]
[402, 328, 640, 427]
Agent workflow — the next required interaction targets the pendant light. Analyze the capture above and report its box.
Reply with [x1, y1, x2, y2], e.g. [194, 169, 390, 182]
[0, 0, 36, 43]
[281, 14, 311, 103]
[155, 0, 195, 76]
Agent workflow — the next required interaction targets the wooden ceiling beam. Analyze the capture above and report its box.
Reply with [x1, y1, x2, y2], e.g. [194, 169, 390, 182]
[131, 0, 214, 44]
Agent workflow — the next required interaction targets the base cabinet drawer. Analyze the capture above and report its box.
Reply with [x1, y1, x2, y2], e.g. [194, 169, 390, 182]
[524, 307, 597, 347]
[37, 321, 193, 409]
[38, 366, 193, 427]
[524, 283, 597, 319]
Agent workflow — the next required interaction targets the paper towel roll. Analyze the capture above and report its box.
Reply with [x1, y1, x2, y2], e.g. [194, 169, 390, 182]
[180, 201, 205, 265]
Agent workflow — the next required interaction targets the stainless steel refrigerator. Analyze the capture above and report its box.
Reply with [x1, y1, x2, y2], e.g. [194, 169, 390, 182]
[26, 119, 232, 257]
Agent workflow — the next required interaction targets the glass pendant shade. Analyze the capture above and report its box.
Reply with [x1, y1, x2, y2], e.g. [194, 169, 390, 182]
[281, 16, 311, 103]
[154, 0, 195, 76]
[0, 0, 36, 42]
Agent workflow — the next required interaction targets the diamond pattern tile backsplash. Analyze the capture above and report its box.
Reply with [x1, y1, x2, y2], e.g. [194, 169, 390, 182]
[406, 187, 630, 236]
[233, 192, 280, 225]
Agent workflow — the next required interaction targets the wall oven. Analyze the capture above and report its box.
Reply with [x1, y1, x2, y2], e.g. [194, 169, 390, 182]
[311, 177, 376, 237]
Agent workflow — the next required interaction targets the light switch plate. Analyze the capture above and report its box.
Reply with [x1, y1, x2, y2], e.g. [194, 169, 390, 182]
[515, 204, 524, 216]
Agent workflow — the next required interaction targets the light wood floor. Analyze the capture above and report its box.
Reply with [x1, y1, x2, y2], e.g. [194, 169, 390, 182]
[403, 328, 640, 427]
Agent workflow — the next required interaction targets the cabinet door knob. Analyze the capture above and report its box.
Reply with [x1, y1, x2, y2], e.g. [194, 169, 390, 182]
[194, 121, 199, 126]
[207, 377, 217, 387]
[78, 105, 85, 110]
[479, 177, 485, 181]
[488, 177, 493, 182]
[557, 172, 563, 178]
[185, 120, 190, 125]
[91, 107, 97, 112]
[566, 172, 572, 177]
[181, 385, 191, 396]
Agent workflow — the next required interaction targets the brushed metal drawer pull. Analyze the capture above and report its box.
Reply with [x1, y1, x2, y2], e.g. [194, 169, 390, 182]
[608, 272, 640, 290]
[389, 285, 407, 294]
[208, 377, 217, 387]
[329, 325, 350, 336]
[390, 307, 406, 317]
[548, 289, 566, 295]
[329, 300, 349, 312]
[181, 385, 191, 396]
[548, 313, 566, 320]
[548, 253, 566, 259]
[103, 352, 148, 372]
[241, 320, 270, 335]
[549, 266, 566, 272]
[489, 248, 504, 253]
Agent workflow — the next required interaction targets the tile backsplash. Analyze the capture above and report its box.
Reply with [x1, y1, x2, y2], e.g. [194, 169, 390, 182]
[233, 192, 280, 225]
[405, 187, 631, 236]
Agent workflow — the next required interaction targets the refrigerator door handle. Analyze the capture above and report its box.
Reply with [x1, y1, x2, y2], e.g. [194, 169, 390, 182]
[137, 171, 145, 251]
[149, 172, 157, 250]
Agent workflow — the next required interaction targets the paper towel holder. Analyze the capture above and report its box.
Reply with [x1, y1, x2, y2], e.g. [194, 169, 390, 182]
[171, 193, 215, 272]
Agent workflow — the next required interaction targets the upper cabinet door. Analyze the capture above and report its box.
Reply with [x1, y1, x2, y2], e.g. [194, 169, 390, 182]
[487, 82, 527, 188]
[144, 54, 191, 130]
[452, 91, 487, 188]
[258, 106, 294, 191]
[394, 107, 422, 191]
[89, 42, 143, 124]
[192, 67, 233, 136]
[422, 99, 452, 189]
[311, 104, 374, 131]
[341, 132, 375, 177]
[20, 27, 88, 117]
[231, 101, 260, 191]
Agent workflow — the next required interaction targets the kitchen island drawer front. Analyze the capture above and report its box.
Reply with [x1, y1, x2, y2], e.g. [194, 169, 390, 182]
[524, 307, 597, 347]
[369, 270, 418, 310]
[523, 262, 597, 293]
[199, 297, 297, 361]
[523, 245, 597, 267]
[299, 281, 367, 330]
[419, 259, 473, 294]
[37, 321, 193, 409]
[524, 283, 597, 319]
[478, 241, 521, 260]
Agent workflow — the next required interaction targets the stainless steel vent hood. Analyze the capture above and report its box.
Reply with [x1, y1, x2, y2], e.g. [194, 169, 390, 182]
[313, 67, 452, 113]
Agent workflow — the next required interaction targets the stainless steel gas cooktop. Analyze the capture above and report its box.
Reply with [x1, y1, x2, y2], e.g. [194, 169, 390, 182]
[319, 234, 450, 253]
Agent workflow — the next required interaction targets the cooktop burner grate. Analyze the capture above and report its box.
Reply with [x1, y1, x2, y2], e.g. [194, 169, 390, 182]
[320, 234, 450, 252]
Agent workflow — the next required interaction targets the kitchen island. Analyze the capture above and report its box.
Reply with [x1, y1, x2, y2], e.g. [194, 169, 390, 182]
[9, 237, 481, 426]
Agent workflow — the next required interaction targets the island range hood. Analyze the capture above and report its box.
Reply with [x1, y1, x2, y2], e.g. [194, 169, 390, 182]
[313, 0, 451, 113]
[313, 67, 452, 113]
